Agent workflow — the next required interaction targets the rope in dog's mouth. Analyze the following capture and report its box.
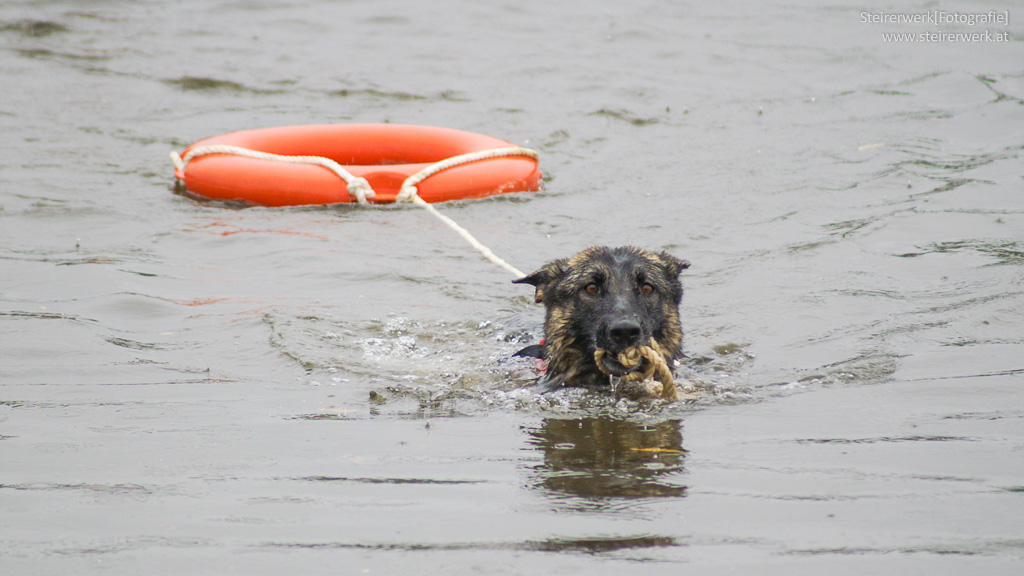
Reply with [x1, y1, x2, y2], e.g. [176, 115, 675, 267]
[593, 338, 678, 401]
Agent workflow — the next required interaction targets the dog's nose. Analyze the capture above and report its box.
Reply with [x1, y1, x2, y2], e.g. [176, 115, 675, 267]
[607, 318, 642, 349]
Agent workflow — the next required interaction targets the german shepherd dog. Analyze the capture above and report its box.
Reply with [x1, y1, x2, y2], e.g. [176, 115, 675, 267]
[513, 246, 690, 393]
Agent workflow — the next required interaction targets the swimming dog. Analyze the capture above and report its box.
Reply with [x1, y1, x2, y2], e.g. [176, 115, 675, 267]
[514, 246, 690, 396]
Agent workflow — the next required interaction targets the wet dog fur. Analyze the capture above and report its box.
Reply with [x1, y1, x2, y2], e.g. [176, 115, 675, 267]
[513, 246, 690, 391]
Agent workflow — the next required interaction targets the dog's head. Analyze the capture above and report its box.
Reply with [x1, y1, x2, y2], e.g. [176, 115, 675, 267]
[514, 246, 690, 388]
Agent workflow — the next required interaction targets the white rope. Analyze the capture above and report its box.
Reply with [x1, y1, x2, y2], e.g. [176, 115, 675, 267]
[407, 194, 526, 277]
[394, 146, 539, 204]
[169, 144, 538, 277]
[393, 146, 537, 278]
[169, 145, 375, 204]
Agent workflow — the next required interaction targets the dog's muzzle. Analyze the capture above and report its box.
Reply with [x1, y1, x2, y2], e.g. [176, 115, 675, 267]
[596, 317, 648, 376]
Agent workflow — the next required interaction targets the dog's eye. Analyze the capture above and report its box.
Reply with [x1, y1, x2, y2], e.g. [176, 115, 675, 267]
[641, 283, 655, 295]
[585, 283, 599, 295]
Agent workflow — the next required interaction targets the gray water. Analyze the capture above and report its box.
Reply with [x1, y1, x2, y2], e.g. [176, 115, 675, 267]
[2, 1, 1023, 574]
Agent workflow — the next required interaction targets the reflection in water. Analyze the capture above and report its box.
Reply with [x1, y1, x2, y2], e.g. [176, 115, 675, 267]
[526, 418, 687, 500]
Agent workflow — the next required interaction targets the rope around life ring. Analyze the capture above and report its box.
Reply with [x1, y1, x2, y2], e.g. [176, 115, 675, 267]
[169, 144, 539, 208]
[169, 144, 534, 278]
[170, 124, 541, 206]
[170, 144, 377, 204]
[169, 125, 540, 277]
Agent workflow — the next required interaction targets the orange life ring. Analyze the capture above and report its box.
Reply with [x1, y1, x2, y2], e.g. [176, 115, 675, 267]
[172, 124, 542, 206]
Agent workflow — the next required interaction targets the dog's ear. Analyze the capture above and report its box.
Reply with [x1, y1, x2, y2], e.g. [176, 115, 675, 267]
[513, 259, 566, 303]
[657, 252, 691, 279]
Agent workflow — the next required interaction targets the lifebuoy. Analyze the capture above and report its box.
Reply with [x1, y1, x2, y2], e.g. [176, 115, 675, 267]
[171, 124, 542, 206]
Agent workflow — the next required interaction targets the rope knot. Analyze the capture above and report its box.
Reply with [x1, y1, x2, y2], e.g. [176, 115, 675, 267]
[346, 177, 375, 204]
[395, 185, 419, 204]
